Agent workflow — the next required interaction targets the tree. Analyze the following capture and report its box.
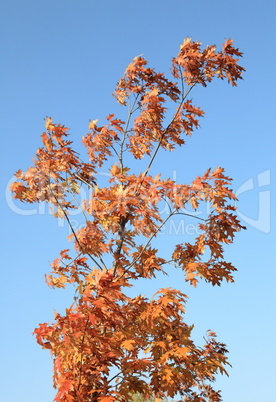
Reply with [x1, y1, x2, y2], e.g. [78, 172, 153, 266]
[11, 38, 245, 402]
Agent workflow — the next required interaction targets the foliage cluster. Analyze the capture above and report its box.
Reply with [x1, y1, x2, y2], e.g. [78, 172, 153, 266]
[11, 38, 245, 402]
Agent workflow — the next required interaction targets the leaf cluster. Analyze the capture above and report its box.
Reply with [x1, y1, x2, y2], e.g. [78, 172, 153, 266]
[11, 38, 245, 402]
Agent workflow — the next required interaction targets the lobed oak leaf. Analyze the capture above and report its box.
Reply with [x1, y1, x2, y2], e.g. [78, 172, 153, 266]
[110, 163, 121, 176]
[121, 339, 136, 351]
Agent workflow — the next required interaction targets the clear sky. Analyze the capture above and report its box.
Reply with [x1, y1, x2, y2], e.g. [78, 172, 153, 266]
[1, 1, 275, 401]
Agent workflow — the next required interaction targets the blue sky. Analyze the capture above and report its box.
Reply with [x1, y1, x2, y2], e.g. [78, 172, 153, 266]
[1, 1, 275, 401]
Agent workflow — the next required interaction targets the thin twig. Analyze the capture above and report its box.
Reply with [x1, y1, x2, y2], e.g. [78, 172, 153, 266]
[119, 93, 140, 172]
[120, 211, 175, 277]
[174, 212, 206, 221]
[77, 317, 90, 392]
[73, 173, 95, 189]
[49, 186, 104, 271]
[161, 195, 173, 215]
[178, 65, 185, 97]
[112, 93, 141, 273]
[140, 83, 196, 182]
[68, 189, 108, 270]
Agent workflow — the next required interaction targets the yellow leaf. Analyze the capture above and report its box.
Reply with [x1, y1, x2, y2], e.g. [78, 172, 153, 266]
[122, 339, 135, 351]
[44, 116, 53, 130]
[89, 119, 99, 130]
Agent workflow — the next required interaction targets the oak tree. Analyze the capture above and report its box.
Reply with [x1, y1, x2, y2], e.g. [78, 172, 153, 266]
[11, 38, 245, 402]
